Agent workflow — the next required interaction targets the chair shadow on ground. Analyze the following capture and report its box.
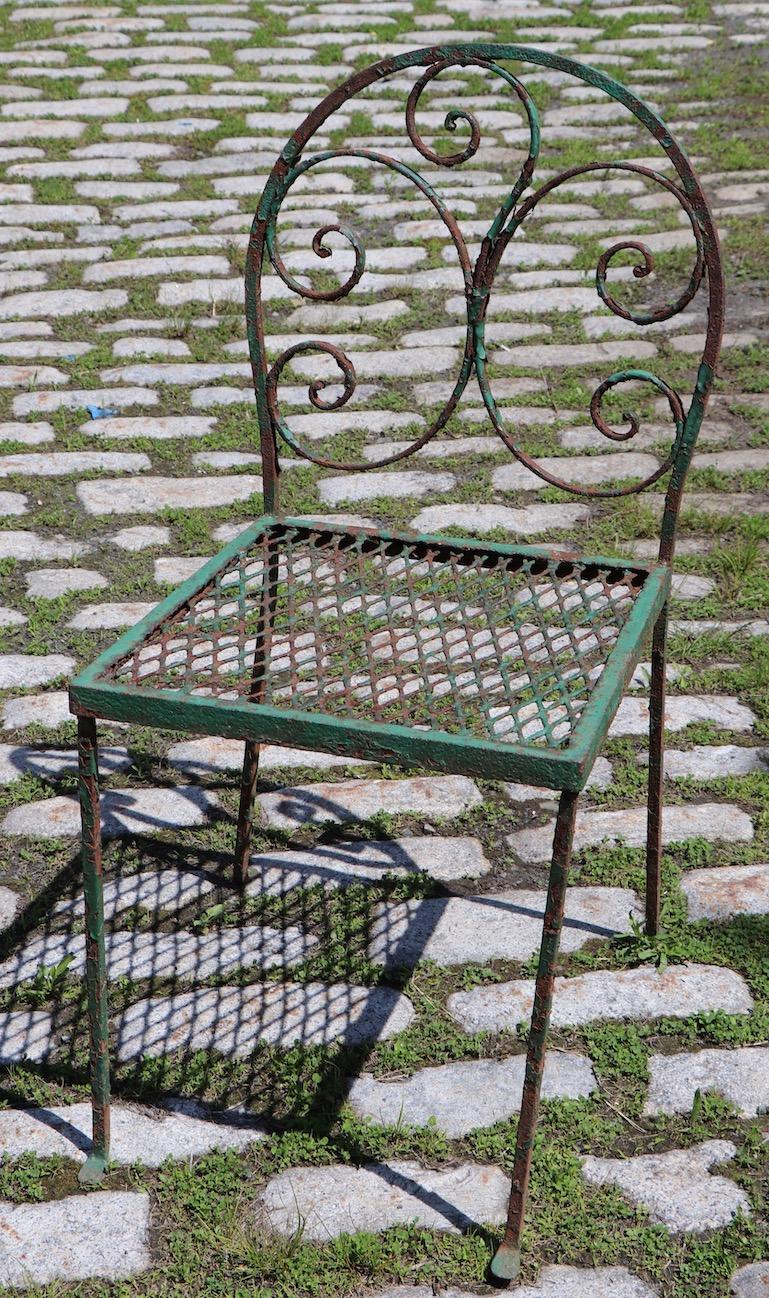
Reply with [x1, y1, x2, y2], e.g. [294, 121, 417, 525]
[0, 774, 619, 1239]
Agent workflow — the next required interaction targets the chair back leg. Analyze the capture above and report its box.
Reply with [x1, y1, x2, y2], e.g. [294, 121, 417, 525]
[645, 603, 668, 936]
[76, 715, 111, 1183]
[233, 539, 282, 886]
[234, 739, 262, 887]
[491, 788, 579, 1283]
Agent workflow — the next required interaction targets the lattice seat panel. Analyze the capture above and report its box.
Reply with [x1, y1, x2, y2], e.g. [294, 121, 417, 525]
[105, 523, 652, 750]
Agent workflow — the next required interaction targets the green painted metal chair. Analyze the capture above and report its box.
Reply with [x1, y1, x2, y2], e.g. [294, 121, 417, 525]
[69, 44, 724, 1285]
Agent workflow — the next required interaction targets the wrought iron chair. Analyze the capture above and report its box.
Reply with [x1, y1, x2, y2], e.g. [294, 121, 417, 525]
[69, 44, 724, 1284]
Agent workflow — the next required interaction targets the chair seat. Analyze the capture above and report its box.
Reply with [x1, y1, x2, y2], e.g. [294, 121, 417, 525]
[69, 516, 670, 792]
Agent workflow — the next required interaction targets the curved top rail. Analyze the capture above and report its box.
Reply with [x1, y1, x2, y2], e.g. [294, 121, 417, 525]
[245, 44, 725, 561]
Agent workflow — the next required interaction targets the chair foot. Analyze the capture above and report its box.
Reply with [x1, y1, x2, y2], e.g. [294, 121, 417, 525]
[78, 1150, 107, 1185]
[489, 1241, 521, 1283]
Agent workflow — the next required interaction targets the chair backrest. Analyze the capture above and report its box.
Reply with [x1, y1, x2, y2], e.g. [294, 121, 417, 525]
[245, 44, 724, 563]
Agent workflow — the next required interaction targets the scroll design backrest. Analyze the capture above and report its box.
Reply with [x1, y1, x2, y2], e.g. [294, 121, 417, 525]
[245, 44, 725, 562]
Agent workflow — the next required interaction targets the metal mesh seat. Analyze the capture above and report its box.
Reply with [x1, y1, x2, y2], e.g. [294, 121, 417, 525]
[75, 519, 670, 786]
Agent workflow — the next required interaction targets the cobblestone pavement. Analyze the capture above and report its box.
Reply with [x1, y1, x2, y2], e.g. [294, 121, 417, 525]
[0, 0, 767, 1293]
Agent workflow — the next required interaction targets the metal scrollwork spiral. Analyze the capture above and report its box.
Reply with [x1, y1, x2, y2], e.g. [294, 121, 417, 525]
[406, 61, 482, 167]
[262, 140, 477, 471]
[248, 46, 724, 502]
[266, 212, 366, 305]
[258, 53, 542, 472]
[476, 158, 713, 495]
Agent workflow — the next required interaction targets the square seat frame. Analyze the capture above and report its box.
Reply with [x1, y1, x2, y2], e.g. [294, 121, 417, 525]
[68, 41, 724, 1289]
[70, 517, 671, 792]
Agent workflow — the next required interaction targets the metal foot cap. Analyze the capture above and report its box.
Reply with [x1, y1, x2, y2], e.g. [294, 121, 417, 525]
[78, 1151, 107, 1185]
[490, 1241, 521, 1283]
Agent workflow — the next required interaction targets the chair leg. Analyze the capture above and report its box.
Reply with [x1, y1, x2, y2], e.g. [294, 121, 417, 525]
[233, 739, 261, 888]
[490, 789, 579, 1284]
[645, 604, 668, 938]
[76, 716, 111, 1184]
[233, 540, 279, 889]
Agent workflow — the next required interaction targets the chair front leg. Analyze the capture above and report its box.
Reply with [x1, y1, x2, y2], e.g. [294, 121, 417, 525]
[645, 603, 668, 937]
[234, 541, 280, 888]
[490, 789, 579, 1284]
[234, 739, 261, 887]
[76, 715, 111, 1184]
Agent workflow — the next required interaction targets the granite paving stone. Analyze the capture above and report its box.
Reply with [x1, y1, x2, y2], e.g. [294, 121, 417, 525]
[645, 1046, 769, 1118]
[493, 452, 660, 492]
[115, 982, 415, 1059]
[508, 804, 753, 863]
[0, 202, 99, 224]
[660, 744, 768, 778]
[0, 364, 68, 388]
[609, 695, 756, 736]
[77, 474, 262, 514]
[0, 419, 54, 445]
[66, 601, 156, 629]
[447, 964, 754, 1033]
[0, 653, 74, 689]
[0, 450, 150, 477]
[244, 837, 493, 893]
[374, 1271, 660, 1298]
[0, 923, 317, 989]
[0, 1009, 56, 1063]
[0, 885, 19, 929]
[410, 502, 591, 533]
[259, 776, 483, 829]
[0, 606, 25, 626]
[99, 361, 252, 385]
[0, 1193, 150, 1288]
[14, 386, 156, 415]
[318, 469, 456, 505]
[0, 1099, 267, 1166]
[0, 490, 26, 515]
[1, 96, 130, 117]
[166, 735, 372, 774]
[682, 863, 769, 921]
[581, 1142, 750, 1233]
[2, 691, 71, 730]
[368, 888, 640, 967]
[54, 865, 217, 920]
[0, 288, 126, 318]
[347, 1052, 597, 1136]
[111, 524, 171, 550]
[260, 1160, 509, 1239]
[84, 254, 231, 282]
[731, 1264, 769, 1297]
[25, 567, 108, 599]
[0, 743, 129, 784]
[0, 120, 87, 142]
[2, 786, 219, 838]
[111, 338, 191, 359]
